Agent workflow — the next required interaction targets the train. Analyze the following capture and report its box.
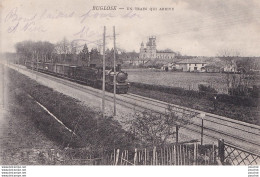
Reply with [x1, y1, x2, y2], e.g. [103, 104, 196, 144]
[25, 61, 130, 94]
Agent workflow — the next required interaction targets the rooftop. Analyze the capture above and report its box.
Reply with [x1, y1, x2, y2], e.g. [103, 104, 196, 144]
[176, 57, 209, 64]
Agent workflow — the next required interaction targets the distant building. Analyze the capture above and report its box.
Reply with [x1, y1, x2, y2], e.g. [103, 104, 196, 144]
[223, 61, 238, 73]
[176, 58, 208, 72]
[139, 36, 176, 60]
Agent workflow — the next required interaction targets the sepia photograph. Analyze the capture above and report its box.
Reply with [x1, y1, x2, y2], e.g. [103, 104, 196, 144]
[0, 0, 259, 176]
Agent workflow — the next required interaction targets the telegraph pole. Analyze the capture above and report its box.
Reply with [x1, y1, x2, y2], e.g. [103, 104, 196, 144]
[36, 52, 38, 80]
[200, 113, 205, 145]
[102, 26, 106, 118]
[113, 26, 117, 116]
[2, 64, 5, 108]
[88, 54, 90, 67]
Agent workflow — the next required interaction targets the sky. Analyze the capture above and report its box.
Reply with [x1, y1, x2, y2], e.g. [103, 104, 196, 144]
[1, 0, 260, 56]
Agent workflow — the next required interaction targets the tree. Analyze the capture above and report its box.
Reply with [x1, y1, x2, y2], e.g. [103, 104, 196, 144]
[229, 57, 259, 97]
[217, 49, 240, 95]
[89, 48, 101, 66]
[123, 105, 198, 147]
[55, 37, 70, 62]
[105, 48, 120, 68]
[15, 40, 54, 64]
[79, 44, 89, 66]
[217, 49, 241, 57]
[15, 41, 32, 64]
[217, 49, 259, 97]
[41, 41, 55, 62]
[70, 41, 78, 62]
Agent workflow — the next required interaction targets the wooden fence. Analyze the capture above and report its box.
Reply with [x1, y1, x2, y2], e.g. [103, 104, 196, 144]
[104, 143, 217, 165]
[3, 139, 258, 165]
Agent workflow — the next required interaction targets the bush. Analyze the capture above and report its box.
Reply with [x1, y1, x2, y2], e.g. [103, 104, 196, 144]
[228, 85, 260, 98]
[198, 84, 217, 93]
[217, 94, 258, 107]
[250, 85, 260, 98]
[228, 86, 248, 97]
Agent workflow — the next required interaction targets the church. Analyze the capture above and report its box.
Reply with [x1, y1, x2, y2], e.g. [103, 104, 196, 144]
[139, 36, 176, 60]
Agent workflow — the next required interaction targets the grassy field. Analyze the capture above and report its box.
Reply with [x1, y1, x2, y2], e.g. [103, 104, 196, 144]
[125, 69, 239, 93]
[126, 69, 260, 125]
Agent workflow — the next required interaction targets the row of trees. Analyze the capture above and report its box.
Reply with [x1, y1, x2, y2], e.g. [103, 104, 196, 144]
[217, 49, 260, 97]
[224, 57, 259, 97]
[15, 38, 122, 67]
[78, 45, 122, 67]
[15, 41, 55, 64]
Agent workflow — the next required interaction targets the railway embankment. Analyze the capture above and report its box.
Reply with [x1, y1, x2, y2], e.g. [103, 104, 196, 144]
[1, 66, 135, 163]
[1, 65, 60, 165]
[129, 82, 260, 125]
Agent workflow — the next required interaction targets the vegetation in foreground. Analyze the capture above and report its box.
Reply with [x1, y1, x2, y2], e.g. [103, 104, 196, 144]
[7, 67, 136, 152]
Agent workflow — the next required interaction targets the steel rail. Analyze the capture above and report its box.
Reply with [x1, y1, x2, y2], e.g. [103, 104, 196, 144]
[122, 93, 260, 136]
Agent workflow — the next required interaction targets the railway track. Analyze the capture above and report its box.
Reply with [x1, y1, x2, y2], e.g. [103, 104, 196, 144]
[121, 93, 260, 148]
[7, 63, 260, 155]
[124, 93, 260, 135]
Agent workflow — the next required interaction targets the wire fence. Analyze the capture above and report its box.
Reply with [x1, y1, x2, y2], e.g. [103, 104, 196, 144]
[218, 140, 260, 165]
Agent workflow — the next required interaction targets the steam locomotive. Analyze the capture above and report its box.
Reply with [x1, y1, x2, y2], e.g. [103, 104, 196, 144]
[25, 61, 129, 94]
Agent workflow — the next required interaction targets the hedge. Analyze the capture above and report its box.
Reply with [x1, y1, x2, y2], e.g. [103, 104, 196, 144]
[130, 82, 259, 107]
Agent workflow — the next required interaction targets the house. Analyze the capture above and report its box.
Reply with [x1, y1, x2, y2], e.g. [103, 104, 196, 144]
[223, 61, 238, 73]
[130, 58, 149, 66]
[175, 58, 208, 72]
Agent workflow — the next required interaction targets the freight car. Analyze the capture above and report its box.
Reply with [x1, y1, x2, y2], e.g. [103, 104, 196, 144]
[25, 61, 129, 94]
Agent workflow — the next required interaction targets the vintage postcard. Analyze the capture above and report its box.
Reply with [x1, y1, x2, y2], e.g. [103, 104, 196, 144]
[0, 0, 259, 176]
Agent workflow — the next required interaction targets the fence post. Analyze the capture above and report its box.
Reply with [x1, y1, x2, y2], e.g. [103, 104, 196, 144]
[113, 149, 116, 164]
[173, 145, 176, 165]
[212, 143, 215, 164]
[218, 139, 225, 164]
[115, 149, 120, 165]
[153, 146, 156, 165]
[134, 148, 137, 165]
[120, 151, 123, 165]
[144, 148, 147, 165]
[193, 143, 196, 165]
